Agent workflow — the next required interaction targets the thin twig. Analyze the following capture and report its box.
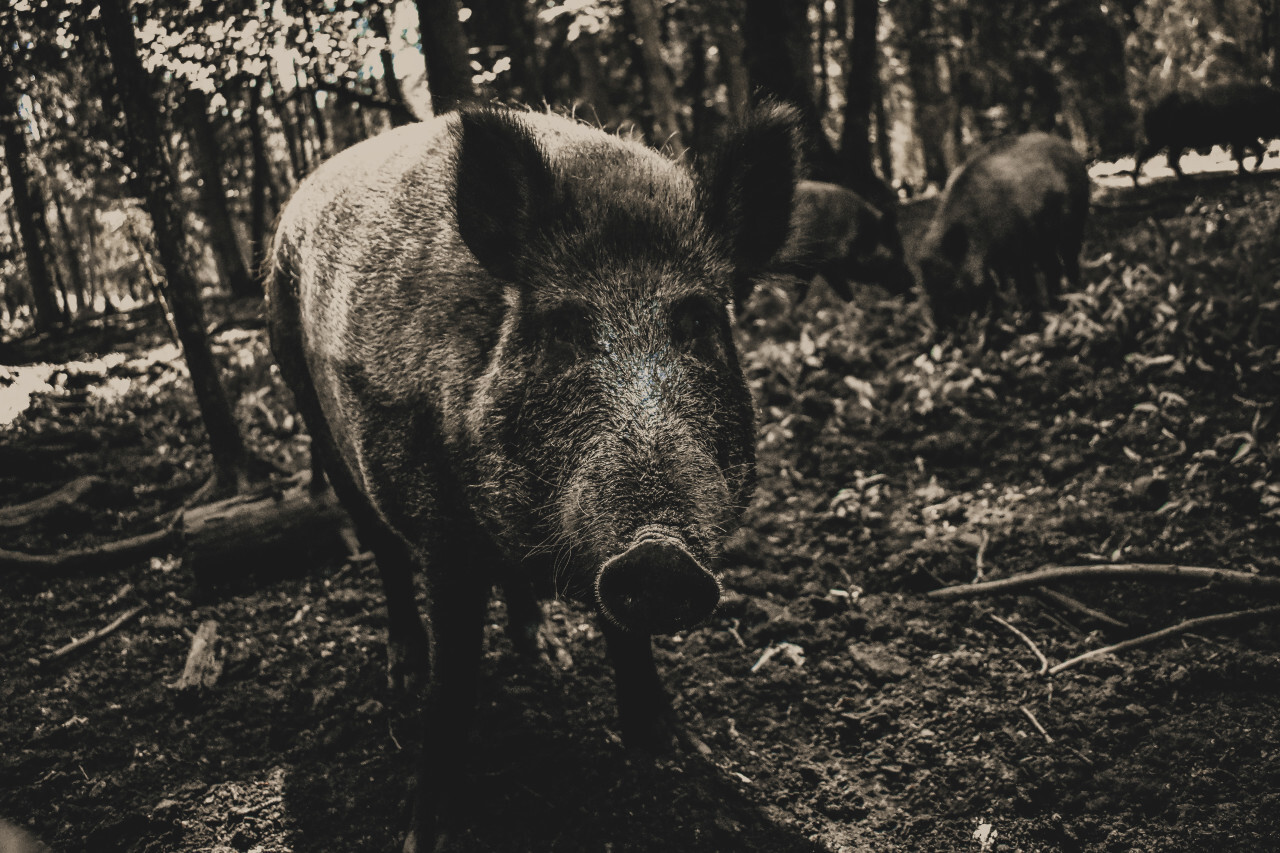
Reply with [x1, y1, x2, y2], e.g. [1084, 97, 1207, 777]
[973, 529, 990, 582]
[1047, 604, 1280, 676]
[1036, 588, 1129, 628]
[36, 604, 146, 666]
[929, 564, 1280, 600]
[989, 613, 1050, 675]
[1020, 706, 1054, 743]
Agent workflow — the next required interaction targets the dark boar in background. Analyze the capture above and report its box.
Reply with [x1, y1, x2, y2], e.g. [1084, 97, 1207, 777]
[1133, 82, 1280, 182]
[917, 131, 1089, 333]
[266, 106, 800, 851]
[766, 180, 913, 306]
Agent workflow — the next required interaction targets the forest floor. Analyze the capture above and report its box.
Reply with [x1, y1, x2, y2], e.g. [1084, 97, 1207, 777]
[2, 163, 1279, 853]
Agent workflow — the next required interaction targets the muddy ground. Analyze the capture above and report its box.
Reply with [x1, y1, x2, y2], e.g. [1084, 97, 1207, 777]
[1, 169, 1278, 853]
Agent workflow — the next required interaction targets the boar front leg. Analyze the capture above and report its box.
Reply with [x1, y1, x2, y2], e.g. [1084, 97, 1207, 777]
[601, 624, 679, 754]
[403, 547, 490, 853]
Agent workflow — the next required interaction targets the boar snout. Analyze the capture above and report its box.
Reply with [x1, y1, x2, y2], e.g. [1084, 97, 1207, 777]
[595, 528, 721, 635]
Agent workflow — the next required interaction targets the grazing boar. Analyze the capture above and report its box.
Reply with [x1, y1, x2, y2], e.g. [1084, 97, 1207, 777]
[769, 180, 913, 305]
[1133, 82, 1280, 182]
[917, 131, 1089, 333]
[266, 105, 801, 851]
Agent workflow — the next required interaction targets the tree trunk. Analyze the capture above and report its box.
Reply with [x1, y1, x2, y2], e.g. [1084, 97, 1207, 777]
[81, 207, 114, 313]
[499, 0, 544, 103]
[49, 189, 89, 315]
[902, 3, 950, 189]
[626, 0, 685, 153]
[306, 89, 331, 160]
[98, 0, 250, 496]
[874, 74, 893, 185]
[742, 0, 838, 178]
[839, 0, 878, 192]
[685, 31, 710, 153]
[368, 9, 418, 127]
[266, 71, 306, 181]
[181, 89, 257, 297]
[717, 19, 750, 123]
[413, 0, 475, 114]
[0, 86, 61, 332]
[466, 0, 544, 104]
[246, 80, 273, 275]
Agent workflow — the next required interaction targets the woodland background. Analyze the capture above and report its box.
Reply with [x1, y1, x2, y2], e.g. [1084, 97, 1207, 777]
[2, 2, 1280, 852]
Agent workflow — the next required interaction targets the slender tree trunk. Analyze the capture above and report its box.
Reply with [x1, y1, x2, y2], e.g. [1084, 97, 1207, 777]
[742, 0, 838, 178]
[626, 0, 685, 153]
[49, 190, 89, 315]
[717, 19, 750, 123]
[500, 0, 544, 103]
[874, 75, 893, 185]
[306, 89, 330, 159]
[840, 0, 878, 191]
[686, 31, 710, 153]
[902, 3, 950, 189]
[368, 9, 418, 126]
[413, 0, 474, 114]
[246, 80, 272, 275]
[571, 31, 610, 124]
[98, 0, 250, 496]
[2, 205, 27, 323]
[0, 86, 61, 332]
[51, 256, 71, 322]
[82, 208, 114, 314]
[181, 89, 257, 297]
[266, 72, 305, 181]
[817, 0, 830, 114]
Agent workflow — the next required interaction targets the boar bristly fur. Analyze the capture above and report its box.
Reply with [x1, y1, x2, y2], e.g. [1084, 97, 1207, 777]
[267, 105, 801, 852]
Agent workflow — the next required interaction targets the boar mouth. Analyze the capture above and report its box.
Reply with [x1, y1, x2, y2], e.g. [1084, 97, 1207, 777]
[594, 526, 722, 635]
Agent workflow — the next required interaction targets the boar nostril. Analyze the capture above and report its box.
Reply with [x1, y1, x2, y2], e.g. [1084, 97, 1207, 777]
[595, 536, 721, 636]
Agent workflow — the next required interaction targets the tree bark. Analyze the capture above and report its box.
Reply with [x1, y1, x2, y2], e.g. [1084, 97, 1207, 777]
[901, 3, 951, 189]
[98, 0, 250, 497]
[742, 0, 838, 178]
[413, 0, 475, 114]
[245, 80, 273, 275]
[840, 0, 879, 192]
[626, 0, 685, 153]
[368, 9, 418, 127]
[49, 189, 88, 316]
[266, 70, 306, 181]
[716, 18, 750, 123]
[181, 89, 257, 297]
[0, 85, 61, 332]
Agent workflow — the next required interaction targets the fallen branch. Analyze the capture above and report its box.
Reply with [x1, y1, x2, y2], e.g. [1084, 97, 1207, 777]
[929, 564, 1280, 600]
[1047, 604, 1280, 676]
[1019, 705, 1054, 743]
[989, 613, 1049, 675]
[0, 475, 106, 528]
[0, 472, 350, 581]
[35, 604, 146, 666]
[0, 525, 179, 574]
[1036, 588, 1129, 629]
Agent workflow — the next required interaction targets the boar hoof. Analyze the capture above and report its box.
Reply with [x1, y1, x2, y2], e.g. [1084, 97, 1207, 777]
[596, 534, 721, 635]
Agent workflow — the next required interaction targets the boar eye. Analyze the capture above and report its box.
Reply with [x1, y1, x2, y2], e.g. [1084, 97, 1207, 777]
[542, 304, 594, 361]
[671, 296, 723, 352]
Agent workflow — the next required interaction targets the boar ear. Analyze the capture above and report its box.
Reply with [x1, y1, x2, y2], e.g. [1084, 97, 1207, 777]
[453, 108, 557, 282]
[701, 102, 803, 303]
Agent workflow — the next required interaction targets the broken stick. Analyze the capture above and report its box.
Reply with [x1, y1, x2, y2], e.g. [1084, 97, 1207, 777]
[929, 564, 1280, 600]
[1047, 604, 1280, 676]
[36, 604, 146, 666]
